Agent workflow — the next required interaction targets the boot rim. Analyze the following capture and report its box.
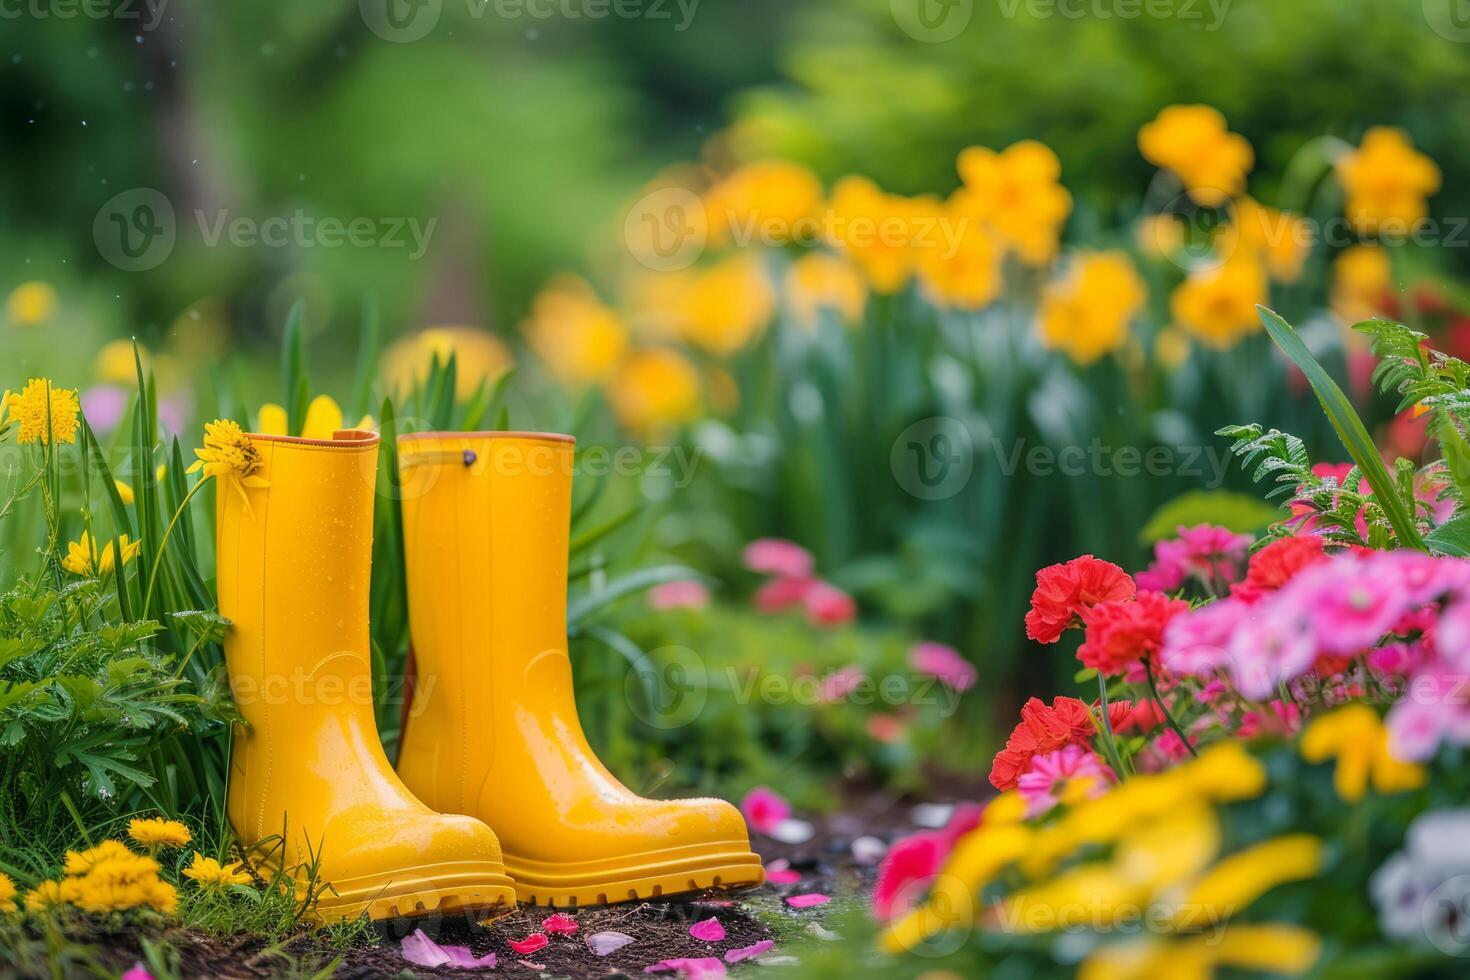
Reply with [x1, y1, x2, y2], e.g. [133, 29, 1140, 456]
[397, 430, 574, 444]
[248, 428, 380, 449]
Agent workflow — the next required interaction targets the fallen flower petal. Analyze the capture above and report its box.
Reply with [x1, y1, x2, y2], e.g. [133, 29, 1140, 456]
[401, 929, 498, 969]
[508, 933, 549, 955]
[689, 916, 726, 942]
[120, 965, 154, 980]
[724, 941, 775, 963]
[644, 957, 727, 978]
[767, 867, 802, 885]
[587, 930, 635, 956]
[542, 912, 578, 935]
[786, 893, 830, 908]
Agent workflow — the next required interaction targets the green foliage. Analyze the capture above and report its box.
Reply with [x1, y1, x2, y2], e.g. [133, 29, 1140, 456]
[1139, 490, 1282, 543]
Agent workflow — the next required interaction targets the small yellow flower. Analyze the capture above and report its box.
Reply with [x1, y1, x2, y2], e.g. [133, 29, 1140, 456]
[1036, 251, 1147, 365]
[61, 532, 140, 577]
[522, 276, 631, 386]
[1221, 197, 1313, 283]
[827, 176, 928, 294]
[94, 338, 146, 385]
[1300, 703, 1427, 803]
[785, 252, 868, 330]
[676, 253, 775, 355]
[954, 140, 1073, 265]
[62, 531, 99, 575]
[63, 840, 135, 876]
[187, 419, 271, 512]
[1336, 127, 1441, 236]
[704, 160, 823, 247]
[1138, 105, 1253, 207]
[115, 480, 135, 505]
[6, 280, 58, 326]
[1169, 257, 1268, 349]
[609, 348, 702, 434]
[0, 872, 15, 913]
[24, 880, 65, 914]
[10, 377, 81, 445]
[127, 816, 191, 851]
[182, 852, 252, 890]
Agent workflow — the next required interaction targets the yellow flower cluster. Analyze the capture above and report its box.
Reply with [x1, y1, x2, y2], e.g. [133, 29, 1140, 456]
[1037, 252, 1146, 366]
[882, 743, 1322, 980]
[704, 160, 823, 248]
[10, 377, 80, 446]
[61, 531, 142, 577]
[1336, 127, 1441, 236]
[1138, 105, 1253, 206]
[1169, 258, 1269, 349]
[953, 140, 1073, 266]
[28, 839, 179, 916]
[0, 872, 15, 914]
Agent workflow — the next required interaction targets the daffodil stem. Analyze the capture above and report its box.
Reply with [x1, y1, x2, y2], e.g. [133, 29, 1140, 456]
[1145, 657, 1197, 758]
[142, 477, 209, 619]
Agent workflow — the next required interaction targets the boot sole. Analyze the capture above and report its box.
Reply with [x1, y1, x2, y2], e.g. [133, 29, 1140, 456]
[504, 843, 766, 908]
[312, 863, 518, 922]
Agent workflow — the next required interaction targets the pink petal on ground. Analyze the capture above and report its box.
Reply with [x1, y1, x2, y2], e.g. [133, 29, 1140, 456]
[120, 965, 154, 980]
[401, 929, 498, 969]
[689, 916, 726, 942]
[786, 893, 830, 909]
[723, 941, 775, 963]
[587, 931, 636, 956]
[542, 913, 579, 935]
[739, 786, 791, 835]
[644, 958, 728, 979]
[767, 868, 801, 884]
[508, 933, 549, 955]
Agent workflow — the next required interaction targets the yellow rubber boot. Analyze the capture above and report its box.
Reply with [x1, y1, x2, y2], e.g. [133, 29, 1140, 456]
[395, 432, 765, 908]
[217, 429, 516, 922]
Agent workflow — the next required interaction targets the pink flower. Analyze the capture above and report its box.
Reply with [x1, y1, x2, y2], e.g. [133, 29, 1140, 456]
[1237, 699, 1302, 738]
[1225, 603, 1318, 700]
[1016, 745, 1112, 817]
[871, 833, 944, 921]
[818, 665, 866, 703]
[908, 642, 976, 691]
[1136, 524, 1253, 593]
[1293, 556, 1411, 654]
[649, 580, 711, 611]
[804, 581, 856, 626]
[1162, 598, 1248, 675]
[866, 713, 906, 743]
[1149, 728, 1198, 763]
[754, 576, 812, 613]
[739, 786, 791, 835]
[744, 538, 815, 579]
[81, 386, 130, 437]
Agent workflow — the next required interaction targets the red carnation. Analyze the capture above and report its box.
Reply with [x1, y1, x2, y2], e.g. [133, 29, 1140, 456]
[1105, 697, 1167, 735]
[1076, 592, 1189, 676]
[1230, 536, 1328, 603]
[988, 696, 1097, 791]
[1025, 555, 1136, 644]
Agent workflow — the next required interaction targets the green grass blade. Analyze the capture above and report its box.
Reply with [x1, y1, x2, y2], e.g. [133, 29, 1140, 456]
[282, 301, 310, 435]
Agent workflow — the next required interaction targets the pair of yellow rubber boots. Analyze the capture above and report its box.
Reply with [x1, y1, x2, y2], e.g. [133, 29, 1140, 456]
[215, 428, 763, 921]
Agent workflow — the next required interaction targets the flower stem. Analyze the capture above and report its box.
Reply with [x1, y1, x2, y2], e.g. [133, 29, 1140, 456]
[1145, 657, 1197, 758]
[142, 477, 209, 619]
[1095, 674, 1130, 780]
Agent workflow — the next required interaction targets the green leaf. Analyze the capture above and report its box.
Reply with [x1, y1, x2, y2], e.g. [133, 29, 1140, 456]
[1426, 516, 1470, 557]
[567, 565, 707, 625]
[1257, 306, 1426, 551]
[1139, 490, 1281, 543]
[169, 610, 232, 643]
[282, 300, 310, 434]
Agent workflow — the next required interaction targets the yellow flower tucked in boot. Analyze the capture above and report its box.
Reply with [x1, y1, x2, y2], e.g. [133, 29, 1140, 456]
[1336, 127, 1440, 236]
[954, 140, 1072, 265]
[609, 348, 701, 433]
[1037, 251, 1147, 365]
[188, 419, 271, 510]
[523, 276, 630, 386]
[128, 816, 191, 852]
[785, 252, 868, 330]
[1138, 105, 1253, 207]
[1169, 258, 1267, 349]
[11, 377, 80, 445]
[0, 872, 15, 913]
[182, 852, 252, 891]
[704, 160, 823, 247]
[1300, 703, 1426, 803]
[6, 280, 58, 326]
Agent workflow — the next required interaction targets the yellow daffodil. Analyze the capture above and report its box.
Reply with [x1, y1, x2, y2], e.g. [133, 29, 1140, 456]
[114, 480, 135, 505]
[182, 852, 252, 890]
[381, 326, 514, 400]
[0, 872, 15, 913]
[61, 531, 140, 576]
[704, 160, 823, 247]
[1330, 244, 1392, 324]
[1336, 127, 1441, 236]
[609, 348, 702, 434]
[127, 816, 191, 851]
[255, 403, 289, 436]
[1169, 257, 1268, 349]
[785, 252, 868, 330]
[523, 276, 631, 385]
[953, 140, 1072, 265]
[61, 531, 99, 575]
[917, 199, 1002, 311]
[677, 254, 775, 355]
[23, 880, 65, 914]
[10, 377, 81, 445]
[1221, 197, 1313, 283]
[1138, 105, 1253, 207]
[299, 394, 344, 440]
[6, 280, 58, 326]
[827, 176, 928, 294]
[1037, 251, 1147, 365]
[187, 419, 271, 512]
[1300, 704, 1427, 803]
